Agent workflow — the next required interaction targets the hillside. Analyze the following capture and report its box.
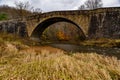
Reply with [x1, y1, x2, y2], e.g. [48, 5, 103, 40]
[0, 5, 35, 20]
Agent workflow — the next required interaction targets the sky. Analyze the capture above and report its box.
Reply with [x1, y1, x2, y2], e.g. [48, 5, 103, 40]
[0, 0, 120, 12]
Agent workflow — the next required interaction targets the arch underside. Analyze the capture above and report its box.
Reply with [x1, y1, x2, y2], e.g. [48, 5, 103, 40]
[31, 17, 86, 41]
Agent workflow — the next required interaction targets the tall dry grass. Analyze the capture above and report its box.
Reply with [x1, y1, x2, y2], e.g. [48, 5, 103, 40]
[81, 38, 120, 47]
[0, 42, 120, 80]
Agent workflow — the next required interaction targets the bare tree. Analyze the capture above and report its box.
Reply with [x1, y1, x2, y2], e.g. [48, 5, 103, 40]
[14, 1, 42, 20]
[32, 8, 42, 14]
[78, 5, 85, 10]
[14, 1, 33, 20]
[78, 0, 103, 10]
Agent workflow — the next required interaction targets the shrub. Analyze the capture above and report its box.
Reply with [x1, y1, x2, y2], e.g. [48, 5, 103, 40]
[0, 13, 8, 20]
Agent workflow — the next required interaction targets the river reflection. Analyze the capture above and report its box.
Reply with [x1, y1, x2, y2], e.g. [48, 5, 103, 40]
[48, 43, 120, 59]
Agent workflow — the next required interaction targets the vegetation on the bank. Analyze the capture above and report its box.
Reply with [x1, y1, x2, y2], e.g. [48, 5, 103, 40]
[0, 13, 8, 20]
[0, 33, 40, 47]
[0, 34, 120, 80]
[81, 38, 120, 48]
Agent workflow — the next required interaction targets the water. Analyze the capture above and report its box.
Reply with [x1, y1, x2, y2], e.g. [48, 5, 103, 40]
[48, 43, 120, 59]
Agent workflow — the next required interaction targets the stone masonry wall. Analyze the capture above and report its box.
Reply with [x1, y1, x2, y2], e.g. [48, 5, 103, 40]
[88, 11, 120, 39]
[27, 7, 120, 39]
[0, 20, 28, 37]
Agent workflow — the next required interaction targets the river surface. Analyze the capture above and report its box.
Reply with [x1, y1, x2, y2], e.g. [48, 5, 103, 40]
[47, 43, 120, 59]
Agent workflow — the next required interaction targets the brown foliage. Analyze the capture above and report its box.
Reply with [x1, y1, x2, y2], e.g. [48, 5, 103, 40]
[57, 31, 70, 41]
[41, 22, 83, 42]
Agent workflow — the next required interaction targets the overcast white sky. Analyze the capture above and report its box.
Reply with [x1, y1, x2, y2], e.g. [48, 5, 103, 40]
[0, 0, 120, 12]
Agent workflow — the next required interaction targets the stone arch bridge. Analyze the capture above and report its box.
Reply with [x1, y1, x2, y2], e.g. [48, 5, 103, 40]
[26, 7, 120, 41]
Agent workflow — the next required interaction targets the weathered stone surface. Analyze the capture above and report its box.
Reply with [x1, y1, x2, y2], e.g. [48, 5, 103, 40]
[26, 7, 120, 40]
[89, 11, 120, 39]
[0, 20, 28, 37]
[1, 7, 120, 40]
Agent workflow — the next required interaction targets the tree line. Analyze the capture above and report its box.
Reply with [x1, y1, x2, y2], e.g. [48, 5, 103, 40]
[78, 0, 103, 10]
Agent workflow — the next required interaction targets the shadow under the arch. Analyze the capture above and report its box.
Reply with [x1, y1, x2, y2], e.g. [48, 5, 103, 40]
[31, 17, 86, 40]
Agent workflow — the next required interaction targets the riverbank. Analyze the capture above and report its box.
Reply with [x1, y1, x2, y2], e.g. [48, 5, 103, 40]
[47, 43, 120, 59]
[41, 38, 120, 48]
[0, 42, 120, 80]
[80, 39, 120, 48]
[0, 34, 120, 79]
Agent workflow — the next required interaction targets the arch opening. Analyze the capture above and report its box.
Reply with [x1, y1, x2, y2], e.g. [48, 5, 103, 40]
[31, 17, 86, 41]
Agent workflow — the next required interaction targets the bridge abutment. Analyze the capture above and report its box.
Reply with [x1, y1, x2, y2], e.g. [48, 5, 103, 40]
[88, 10, 120, 39]
[0, 20, 28, 37]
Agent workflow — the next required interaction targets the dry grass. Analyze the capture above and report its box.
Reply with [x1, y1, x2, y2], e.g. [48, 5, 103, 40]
[0, 42, 120, 80]
[0, 34, 120, 80]
[0, 33, 40, 47]
[80, 38, 120, 47]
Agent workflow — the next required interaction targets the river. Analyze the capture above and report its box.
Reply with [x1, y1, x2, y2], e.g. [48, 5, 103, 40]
[47, 43, 120, 59]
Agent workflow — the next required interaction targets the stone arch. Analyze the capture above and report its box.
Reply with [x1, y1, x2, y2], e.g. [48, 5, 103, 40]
[31, 17, 86, 41]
